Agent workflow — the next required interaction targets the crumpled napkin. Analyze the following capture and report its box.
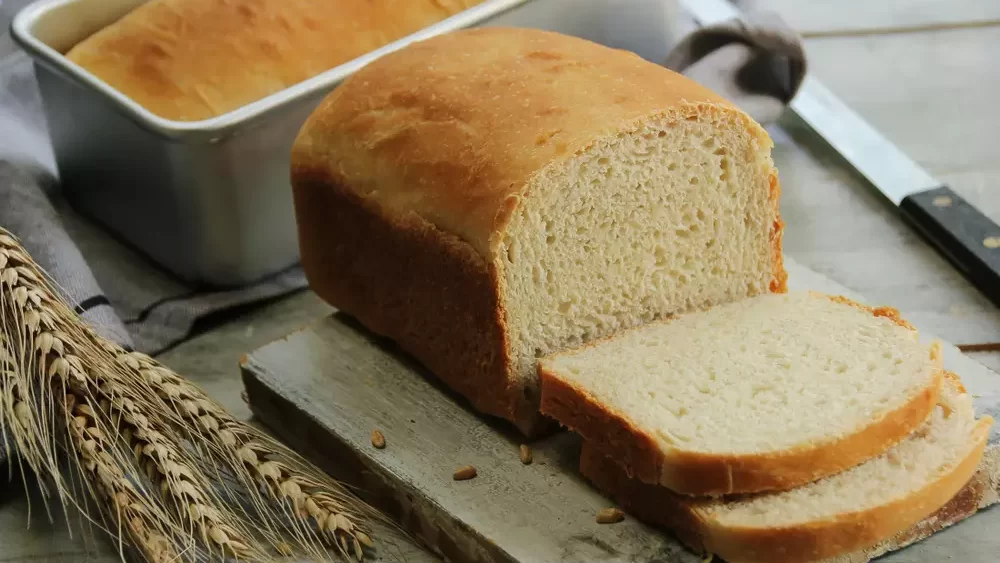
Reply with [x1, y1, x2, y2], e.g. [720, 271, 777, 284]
[0, 2, 806, 470]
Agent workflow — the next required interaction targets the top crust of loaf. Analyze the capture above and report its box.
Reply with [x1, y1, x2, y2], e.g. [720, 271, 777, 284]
[65, 0, 483, 121]
[539, 292, 944, 496]
[291, 26, 776, 259]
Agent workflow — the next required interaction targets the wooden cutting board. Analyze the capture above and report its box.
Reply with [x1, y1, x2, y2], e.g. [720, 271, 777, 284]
[240, 257, 1000, 563]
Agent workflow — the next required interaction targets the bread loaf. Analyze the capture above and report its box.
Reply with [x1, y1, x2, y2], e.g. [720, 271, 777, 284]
[291, 27, 787, 436]
[540, 292, 944, 495]
[65, 0, 485, 121]
[578, 373, 993, 563]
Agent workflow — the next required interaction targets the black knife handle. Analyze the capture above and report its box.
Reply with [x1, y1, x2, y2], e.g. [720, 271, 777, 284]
[900, 185, 1000, 308]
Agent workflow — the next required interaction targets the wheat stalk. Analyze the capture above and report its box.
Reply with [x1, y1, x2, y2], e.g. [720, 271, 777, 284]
[112, 348, 379, 560]
[0, 226, 389, 562]
[74, 338, 270, 559]
[1, 241, 71, 505]
[100, 378, 266, 560]
[2, 235, 260, 561]
[1, 241, 192, 560]
[63, 391, 180, 563]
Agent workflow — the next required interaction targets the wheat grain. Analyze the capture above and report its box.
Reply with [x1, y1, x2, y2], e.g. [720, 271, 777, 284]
[596, 507, 625, 524]
[453, 465, 477, 481]
[519, 444, 532, 465]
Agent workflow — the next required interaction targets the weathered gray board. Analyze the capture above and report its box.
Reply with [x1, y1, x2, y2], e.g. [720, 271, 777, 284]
[241, 257, 1000, 563]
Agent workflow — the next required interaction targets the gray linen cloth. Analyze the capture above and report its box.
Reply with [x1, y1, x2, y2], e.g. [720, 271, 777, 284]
[0, 3, 804, 467]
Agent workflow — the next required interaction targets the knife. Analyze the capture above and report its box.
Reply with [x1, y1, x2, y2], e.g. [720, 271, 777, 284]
[680, 0, 1000, 308]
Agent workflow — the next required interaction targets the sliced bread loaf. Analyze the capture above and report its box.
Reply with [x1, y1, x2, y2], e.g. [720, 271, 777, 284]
[539, 292, 943, 495]
[579, 373, 992, 563]
[292, 27, 787, 436]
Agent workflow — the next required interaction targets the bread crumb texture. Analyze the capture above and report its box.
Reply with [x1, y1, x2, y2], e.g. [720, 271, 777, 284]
[501, 110, 780, 402]
[705, 378, 982, 527]
[544, 292, 937, 455]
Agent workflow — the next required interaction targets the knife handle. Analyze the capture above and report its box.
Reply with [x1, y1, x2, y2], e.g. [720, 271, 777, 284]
[900, 185, 1000, 308]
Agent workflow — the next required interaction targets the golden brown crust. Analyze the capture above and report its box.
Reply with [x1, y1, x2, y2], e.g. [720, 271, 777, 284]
[821, 294, 916, 331]
[291, 166, 547, 436]
[580, 421, 994, 563]
[941, 370, 967, 394]
[823, 460, 990, 563]
[292, 27, 767, 258]
[698, 419, 991, 563]
[539, 295, 944, 496]
[543, 366, 942, 496]
[65, 0, 484, 121]
[769, 172, 789, 293]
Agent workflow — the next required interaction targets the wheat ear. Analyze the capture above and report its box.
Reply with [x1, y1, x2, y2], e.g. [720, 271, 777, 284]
[0, 226, 390, 562]
[1, 263, 46, 481]
[63, 391, 180, 563]
[98, 376, 267, 560]
[1, 237, 189, 560]
[2, 233, 268, 560]
[114, 348, 380, 560]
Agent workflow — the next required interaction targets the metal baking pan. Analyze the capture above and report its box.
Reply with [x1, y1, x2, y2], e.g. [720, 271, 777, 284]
[11, 0, 678, 286]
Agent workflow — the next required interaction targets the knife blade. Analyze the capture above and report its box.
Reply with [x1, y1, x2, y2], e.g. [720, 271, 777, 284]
[679, 0, 1000, 308]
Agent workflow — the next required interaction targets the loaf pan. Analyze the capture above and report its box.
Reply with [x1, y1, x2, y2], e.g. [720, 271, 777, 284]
[11, 0, 678, 286]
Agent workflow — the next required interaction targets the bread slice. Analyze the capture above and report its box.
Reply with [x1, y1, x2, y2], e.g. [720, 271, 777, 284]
[579, 373, 992, 563]
[539, 292, 943, 495]
[291, 27, 787, 437]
